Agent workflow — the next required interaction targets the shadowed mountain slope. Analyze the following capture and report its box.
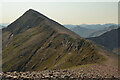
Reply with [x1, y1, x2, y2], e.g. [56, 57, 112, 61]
[88, 28, 120, 54]
[2, 9, 105, 72]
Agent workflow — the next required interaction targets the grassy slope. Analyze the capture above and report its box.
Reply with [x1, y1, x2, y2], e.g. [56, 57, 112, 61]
[2, 9, 106, 72]
[2, 26, 105, 72]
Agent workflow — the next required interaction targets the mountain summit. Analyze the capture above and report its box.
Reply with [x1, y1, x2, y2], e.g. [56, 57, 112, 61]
[2, 9, 104, 72]
[4, 9, 79, 39]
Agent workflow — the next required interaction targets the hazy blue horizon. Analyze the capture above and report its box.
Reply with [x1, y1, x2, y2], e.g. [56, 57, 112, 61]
[0, 23, 117, 25]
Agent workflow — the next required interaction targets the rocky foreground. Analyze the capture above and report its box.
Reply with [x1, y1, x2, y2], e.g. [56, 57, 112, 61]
[0, 64, 119, 80]
[0, 71, 118, 80]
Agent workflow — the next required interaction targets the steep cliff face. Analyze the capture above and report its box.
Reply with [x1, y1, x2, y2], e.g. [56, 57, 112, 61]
[2, 9, 105, 72]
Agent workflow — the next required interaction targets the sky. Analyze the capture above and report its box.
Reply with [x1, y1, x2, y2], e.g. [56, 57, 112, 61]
[0, 2, 118, 25]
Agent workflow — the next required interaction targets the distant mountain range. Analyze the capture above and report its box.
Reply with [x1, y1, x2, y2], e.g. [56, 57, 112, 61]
[0, 25, 5, 29]
[64, 24, 117, 30]
[88, 28, 120, 55]
[1, 23, 9, 26]
[89, 25, 118, 37]
[64, 24, 118, 38]
[67, 26, 96, 38]
[2, 9, 105, 72]
[0, 23, 9, 29]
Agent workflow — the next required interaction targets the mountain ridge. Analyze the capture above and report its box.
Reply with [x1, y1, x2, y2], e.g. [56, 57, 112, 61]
[2, 9, 105, 72]
[3, 9, 80, 39]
